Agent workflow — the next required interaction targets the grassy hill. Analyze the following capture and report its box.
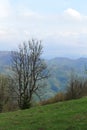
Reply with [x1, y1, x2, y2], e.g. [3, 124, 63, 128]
[0, 97, 87, 130]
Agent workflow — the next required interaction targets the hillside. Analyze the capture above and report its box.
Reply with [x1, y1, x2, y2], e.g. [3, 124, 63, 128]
[46, 57, 87, 98]
[0, 51, 87, 98]
[0, 97, 87, 130]
[0, 51, 11, 74]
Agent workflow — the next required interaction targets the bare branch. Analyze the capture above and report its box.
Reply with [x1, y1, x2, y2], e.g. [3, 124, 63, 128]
[11, 39, 49, 109]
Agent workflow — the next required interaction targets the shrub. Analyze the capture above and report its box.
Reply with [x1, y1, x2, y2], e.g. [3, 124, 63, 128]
[40, 92, 65, 105]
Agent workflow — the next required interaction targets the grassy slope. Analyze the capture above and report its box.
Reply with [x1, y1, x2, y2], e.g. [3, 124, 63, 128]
[0, 98, 87, 130]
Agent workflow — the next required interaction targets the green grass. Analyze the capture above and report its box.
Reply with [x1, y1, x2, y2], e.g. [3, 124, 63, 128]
[0, 97, 87, 130]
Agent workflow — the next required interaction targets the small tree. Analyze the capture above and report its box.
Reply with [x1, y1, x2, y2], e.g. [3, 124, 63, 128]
[0, 74, 10, 112]
[11, 39, 49, 109]
[66, 73, 83, 100]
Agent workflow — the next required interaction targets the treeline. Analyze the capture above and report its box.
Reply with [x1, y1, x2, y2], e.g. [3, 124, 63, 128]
[0, 72, 86, 112]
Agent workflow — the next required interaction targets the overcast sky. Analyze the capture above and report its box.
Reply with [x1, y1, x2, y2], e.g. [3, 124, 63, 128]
[0, 0, 87, 59]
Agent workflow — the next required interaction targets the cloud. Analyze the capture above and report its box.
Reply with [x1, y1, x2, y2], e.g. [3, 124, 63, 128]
[0, 5, 86, 42]
[64, 8, 82, 20]
[0, 0, 12, 18]
[0, 1, 87, 58]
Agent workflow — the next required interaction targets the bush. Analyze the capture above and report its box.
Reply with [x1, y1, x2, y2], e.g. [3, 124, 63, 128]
[65, 74, 87, 100]
[40, 92, 65, 105]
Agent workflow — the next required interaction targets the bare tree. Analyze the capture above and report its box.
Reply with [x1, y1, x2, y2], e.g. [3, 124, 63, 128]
[66, 72, 84, 100]
[11, 39, 49, 109]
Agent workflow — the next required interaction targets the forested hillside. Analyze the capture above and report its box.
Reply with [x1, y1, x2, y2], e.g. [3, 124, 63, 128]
[0, 51, 87, 98]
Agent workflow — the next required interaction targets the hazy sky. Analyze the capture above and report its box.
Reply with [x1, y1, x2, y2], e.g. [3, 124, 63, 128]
[0, 0, 87, 58]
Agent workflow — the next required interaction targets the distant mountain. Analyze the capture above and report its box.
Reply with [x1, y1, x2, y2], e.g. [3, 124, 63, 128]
[45, 57, 87, 98]
[0, 51, 87, 99]
[0, 51, 11, 73]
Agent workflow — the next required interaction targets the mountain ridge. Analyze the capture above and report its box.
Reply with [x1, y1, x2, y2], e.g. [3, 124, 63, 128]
[0, 51, 87, 98]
